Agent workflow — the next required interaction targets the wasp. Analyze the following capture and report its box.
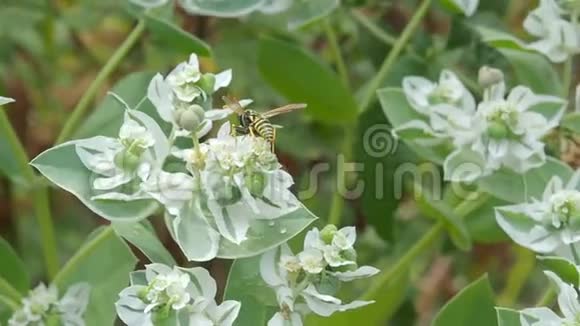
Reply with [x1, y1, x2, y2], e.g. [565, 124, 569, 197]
[222, 96, 306, 151]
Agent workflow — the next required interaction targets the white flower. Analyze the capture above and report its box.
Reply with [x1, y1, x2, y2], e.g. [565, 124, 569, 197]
[496, 171, 580, 253]
[9, 283, 90, 326]
[173, 122, 300, 245]
[304, 226, 358, 267]
[449, 0, 479, 16]
[397, 70, 476, 145]
[402, 70, 475, 115]
[523, 0, 580, 62]
[444, 82, 565, 182]
[116, 264, 240, 326]
[75, 110, 168, 201]
[260, 226, 378, 325]
[520, 271, 580, 325]
[141, 170, 197, 216]
[298, 249, 325, 274]
[0, 96, 15, 106]
[147, 53, 233, 138]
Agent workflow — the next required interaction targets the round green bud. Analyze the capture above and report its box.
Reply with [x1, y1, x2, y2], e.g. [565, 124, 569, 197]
[342, 248, 357, 262]
[189, 104, 205, 121]
[320, 225, 338, 244]
[216, 185, 242, 206]
[245, 172, 267, 197]
[114, 150, 141, 171]
[177, 109, 201, 132]
[198, 73, 216, 94]
[486, 121, 508, 139]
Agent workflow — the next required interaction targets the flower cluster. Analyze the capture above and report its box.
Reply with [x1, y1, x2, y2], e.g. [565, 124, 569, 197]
[260, 225, 379, 325]
[397, 68, 566, 182]
[115, 264, 240, 326]
[523, 0, 580, 62]
[147, 53, 232, 138]
[73, 53, 302, 261]
[496, 171, 580, 253]
[9, 283, 90, 326]
[519, 271, 580, 325]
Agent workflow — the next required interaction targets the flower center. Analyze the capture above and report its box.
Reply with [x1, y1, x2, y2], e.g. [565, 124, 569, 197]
[550, 190, 580, 228]
[485, 104, 518, 139]
[428, 85, 461, 105]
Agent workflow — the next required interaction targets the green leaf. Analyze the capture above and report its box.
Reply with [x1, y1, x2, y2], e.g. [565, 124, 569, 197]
[287, 0, 339, 30]
[112, 220, 176, 266]
[223, 256, 277, 325]
[179, 0, 265, 17]
[258, 37, 358, 125]
[561, 113, 580, 134]
[30, 142, 158, 221]
[144, 14, 211, 57]
[377, 88, 450, 164]
[415, 183, 472, 251]
[465, 198, 509, 244]
[0, 237, 28, 295]
[217, 206, 318, 259]
[499, 49, 563, 96]
[432, 275, 497, 326]
[306, 272, 409, 326]
[474, 25, 527, 50]
[478, 157, 574, 203]
[537, 255, 580, 286]
[73, 72, 161, 139]
[53, 227, 137, 326]
[496, 307, 521, 326]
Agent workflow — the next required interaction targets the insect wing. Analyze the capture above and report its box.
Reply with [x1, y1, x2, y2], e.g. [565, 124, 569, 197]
[261, 103, 307, 118]
[222, 96, 246, 115]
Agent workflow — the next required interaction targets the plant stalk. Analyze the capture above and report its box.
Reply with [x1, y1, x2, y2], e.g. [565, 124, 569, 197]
[55, 19, 146, 144]
[358, 0, 433, 112]
[0, 108, 59, 279]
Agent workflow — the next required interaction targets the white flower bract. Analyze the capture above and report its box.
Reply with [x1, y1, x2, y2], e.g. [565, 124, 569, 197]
[259, 225, 379, 325]
[496, 171, 580, 253]
[8, 283, 90, 326]
[115, 264, 240, 326]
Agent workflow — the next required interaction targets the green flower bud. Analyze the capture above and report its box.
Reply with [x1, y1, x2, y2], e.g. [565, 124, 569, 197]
[486, 121, 508, 139]
[216, 185, 242, 206]
[198, 73, 216, 94]
[173, 104, 205, 132]
[320, 225, 338, 244]
[333, 263, 358, 273]
[114, 150, 141, 171]
[245, 172, 267, 197]
[478, 66, 504, 89]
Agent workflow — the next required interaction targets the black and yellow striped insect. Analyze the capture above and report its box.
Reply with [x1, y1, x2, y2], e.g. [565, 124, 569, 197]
[222, 96, 307, 151]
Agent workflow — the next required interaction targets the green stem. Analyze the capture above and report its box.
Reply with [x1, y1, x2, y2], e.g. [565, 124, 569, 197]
[535, 286, 556, 307]
[0, 108, 59, 280]
[351, 10, 397, 46]
[323, 18, 350, 88]
[563, 12, 578, 98]
[358, 0, 432, 112]
[361, 221, 445, 300]
[33, 189, 59, 279]
[360, 190, 489, 300]
[327, 130, 354, 226]
[55, 19, 146, 144]
[497, 246, 535, 306]
[53, 226, 114, 286]
[570, 244, 580, 264]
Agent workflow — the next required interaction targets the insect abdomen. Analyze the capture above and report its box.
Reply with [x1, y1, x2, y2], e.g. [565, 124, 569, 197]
[253, 117, 275, 142]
